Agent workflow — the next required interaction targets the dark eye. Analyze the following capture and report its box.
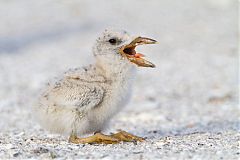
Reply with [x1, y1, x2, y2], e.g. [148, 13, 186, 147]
[108, 38, 117, 45]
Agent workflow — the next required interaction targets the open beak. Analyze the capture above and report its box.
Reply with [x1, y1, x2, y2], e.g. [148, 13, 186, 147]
[119, 37, 157, 68]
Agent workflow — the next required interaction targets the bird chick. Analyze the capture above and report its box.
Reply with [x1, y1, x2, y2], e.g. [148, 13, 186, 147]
[35, 29, 157, 144]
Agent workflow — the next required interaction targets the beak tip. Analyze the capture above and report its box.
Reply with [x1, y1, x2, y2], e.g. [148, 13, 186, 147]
[151, 64, 156, 68]
[148, 39, 158, 44]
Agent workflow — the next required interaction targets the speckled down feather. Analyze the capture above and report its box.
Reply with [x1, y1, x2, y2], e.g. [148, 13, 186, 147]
[35, 29, 136, 136]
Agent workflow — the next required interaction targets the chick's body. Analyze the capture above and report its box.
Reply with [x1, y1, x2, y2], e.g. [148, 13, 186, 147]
[37, 57, 136, 136]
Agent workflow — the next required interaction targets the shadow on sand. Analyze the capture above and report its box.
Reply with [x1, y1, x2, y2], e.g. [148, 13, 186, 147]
[146, 120, 239, 139]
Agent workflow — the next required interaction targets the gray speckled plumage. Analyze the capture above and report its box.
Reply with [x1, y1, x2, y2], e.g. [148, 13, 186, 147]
[35, 29, 137, 136]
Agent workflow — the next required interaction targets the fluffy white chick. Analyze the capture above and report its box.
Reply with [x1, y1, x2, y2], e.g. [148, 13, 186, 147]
[35, 29, 156, 144]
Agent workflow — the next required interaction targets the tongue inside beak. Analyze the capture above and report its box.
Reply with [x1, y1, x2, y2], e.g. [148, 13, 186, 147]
[134, 53, 145, 58]
[120, 37, 157, 68]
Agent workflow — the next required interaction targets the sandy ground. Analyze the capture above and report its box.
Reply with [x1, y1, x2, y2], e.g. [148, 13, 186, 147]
[0, 0, 239, 159]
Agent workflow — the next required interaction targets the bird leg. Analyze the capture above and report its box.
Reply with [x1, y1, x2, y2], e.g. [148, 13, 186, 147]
[110, 130, 145, 142]
[69, 132, 120, 144]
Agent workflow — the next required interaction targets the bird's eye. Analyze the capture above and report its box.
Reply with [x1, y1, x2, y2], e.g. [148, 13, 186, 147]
[108, 38, 117, 45]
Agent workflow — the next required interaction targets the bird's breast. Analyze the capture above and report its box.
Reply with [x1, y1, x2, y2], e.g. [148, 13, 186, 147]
[88, 66, 136, 126]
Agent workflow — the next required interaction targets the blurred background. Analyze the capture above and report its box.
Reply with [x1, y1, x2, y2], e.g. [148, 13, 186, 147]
[0, 0, 238, 142]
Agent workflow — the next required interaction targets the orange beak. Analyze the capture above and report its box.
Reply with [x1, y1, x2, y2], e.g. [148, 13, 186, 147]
[119, 37, 157, 68]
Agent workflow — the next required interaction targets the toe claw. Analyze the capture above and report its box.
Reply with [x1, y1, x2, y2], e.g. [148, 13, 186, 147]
[111, 130, 145, 143]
